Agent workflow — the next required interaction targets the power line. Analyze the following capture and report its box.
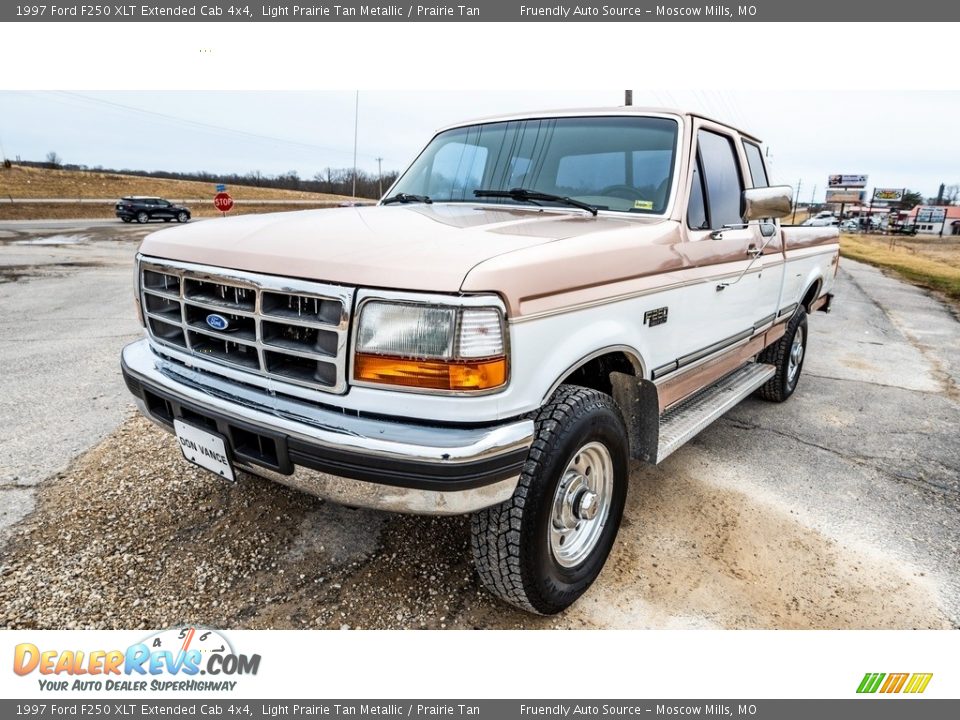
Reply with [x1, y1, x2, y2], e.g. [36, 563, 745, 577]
[691, 90, 713, 116]
[352, 91, 359, 198]
[47, 91, 382, 162]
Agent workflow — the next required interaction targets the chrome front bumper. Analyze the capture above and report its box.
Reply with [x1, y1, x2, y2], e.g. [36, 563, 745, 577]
[121, 339, 534, 515]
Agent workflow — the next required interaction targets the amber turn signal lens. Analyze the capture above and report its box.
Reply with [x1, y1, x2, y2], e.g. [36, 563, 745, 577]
[355, 353, 507, 391]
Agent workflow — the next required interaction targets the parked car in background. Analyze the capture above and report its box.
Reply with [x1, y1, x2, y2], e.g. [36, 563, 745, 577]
[803, 215, 839, 227]
[840, 219, 859, 231]
[116, 197, 191, 224]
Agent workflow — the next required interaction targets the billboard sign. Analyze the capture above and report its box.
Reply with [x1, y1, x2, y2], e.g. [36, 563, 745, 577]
[828, 174, 868, 188]
[873, 188, 905, 202]
[916, 207, 947, 223]
[826, 189, 865, 204]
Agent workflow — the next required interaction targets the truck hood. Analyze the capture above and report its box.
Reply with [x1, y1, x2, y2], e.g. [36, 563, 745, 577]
[138, 204, 660, 294]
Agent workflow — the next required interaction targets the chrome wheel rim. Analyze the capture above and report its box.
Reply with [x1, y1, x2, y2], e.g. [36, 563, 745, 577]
[787, 326, 805, 384]
[549, 441, 614, 568]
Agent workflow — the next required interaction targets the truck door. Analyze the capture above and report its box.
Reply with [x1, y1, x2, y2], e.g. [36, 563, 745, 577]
[680, 124, 782, 358]
[740, 138, 787, 320]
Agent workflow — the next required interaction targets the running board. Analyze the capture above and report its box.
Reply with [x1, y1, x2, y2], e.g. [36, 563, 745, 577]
[655, 363, 776, 464]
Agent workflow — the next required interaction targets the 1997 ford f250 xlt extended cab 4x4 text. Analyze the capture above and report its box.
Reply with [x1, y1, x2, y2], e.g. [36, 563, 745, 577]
[121, 108, 838, 614]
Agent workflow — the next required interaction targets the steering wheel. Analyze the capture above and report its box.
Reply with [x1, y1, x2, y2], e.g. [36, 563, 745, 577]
[599, 184, 644, 200]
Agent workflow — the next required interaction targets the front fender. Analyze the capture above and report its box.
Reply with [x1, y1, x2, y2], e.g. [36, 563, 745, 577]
[507, 316, 647, 407]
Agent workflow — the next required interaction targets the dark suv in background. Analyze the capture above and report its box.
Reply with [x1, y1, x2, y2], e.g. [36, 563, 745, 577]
[116, 196, 191, 224]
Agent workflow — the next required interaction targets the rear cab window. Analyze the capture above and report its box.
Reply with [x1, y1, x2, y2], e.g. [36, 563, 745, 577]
[743, 141, 769, 188]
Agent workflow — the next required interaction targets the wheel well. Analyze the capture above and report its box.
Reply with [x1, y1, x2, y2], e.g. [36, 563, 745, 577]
[801, 280, 822, 312]
[558, 351, 640, 397]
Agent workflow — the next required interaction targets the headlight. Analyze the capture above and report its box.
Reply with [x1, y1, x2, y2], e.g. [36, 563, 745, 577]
[354, 299, 507, 392]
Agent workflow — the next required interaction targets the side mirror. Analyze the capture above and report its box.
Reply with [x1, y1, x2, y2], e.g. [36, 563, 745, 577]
[742, 185, 793, 221]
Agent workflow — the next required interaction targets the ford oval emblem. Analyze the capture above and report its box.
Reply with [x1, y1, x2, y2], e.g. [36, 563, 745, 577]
[206, 313, 229, 331]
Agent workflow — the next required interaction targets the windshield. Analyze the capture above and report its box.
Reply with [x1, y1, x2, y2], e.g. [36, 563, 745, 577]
[388, 115, 679, 214]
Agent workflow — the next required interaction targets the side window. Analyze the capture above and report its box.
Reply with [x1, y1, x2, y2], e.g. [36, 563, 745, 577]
[743, 141, 769, 188]
[687, 155, 708, 230]
[697, 130, 744, 229]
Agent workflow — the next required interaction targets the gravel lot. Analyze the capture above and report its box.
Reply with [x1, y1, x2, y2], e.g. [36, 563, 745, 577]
[0, 222, 957, 630]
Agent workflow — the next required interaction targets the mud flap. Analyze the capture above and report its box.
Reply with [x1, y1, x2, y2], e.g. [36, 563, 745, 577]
[609, 371, 660, 464]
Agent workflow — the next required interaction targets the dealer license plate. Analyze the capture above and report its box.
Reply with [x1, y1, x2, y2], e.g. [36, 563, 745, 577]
[174, 419, 235, 482]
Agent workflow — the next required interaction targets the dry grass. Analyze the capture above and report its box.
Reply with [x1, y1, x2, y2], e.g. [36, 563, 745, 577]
[0, 202, 342, 221]
[840, 233, 960, 302]
[0, 165, 351, 202]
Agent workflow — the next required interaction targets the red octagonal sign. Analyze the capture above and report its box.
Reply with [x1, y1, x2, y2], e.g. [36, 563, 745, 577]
[213, 192, 234, 212]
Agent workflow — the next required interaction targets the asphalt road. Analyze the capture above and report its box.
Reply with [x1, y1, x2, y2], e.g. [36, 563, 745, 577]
[0, 218, 147, 229]
[0, 220, 957, 629]
[0, 221, 146, 541]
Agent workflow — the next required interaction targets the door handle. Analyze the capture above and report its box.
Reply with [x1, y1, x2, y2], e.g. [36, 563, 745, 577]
[747, 244, 763, 259]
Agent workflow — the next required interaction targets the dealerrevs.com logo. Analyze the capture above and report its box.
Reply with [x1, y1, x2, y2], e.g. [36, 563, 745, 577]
[13, 627, 261, 692]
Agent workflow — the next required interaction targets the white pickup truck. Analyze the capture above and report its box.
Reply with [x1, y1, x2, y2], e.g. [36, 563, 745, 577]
[121, 108, 839, 614]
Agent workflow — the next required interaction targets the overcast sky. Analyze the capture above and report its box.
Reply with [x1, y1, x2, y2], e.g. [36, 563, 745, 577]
[1, 90, 957, 202]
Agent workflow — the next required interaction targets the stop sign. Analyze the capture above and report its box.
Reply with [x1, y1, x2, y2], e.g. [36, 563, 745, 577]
[213, 192, 234, 212]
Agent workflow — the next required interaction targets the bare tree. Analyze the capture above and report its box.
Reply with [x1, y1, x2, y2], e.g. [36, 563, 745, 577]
[45, 151, 62, 168]
[945, 184, 960, 206]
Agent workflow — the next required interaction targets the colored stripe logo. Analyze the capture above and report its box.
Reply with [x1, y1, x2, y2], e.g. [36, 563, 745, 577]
[857, 672, 933, 694]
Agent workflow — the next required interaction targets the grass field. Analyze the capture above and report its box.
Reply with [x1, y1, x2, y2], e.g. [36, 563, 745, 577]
[0, 165, 351, 202]
[840, 233, 960, 303]
[0, 202, 344, 221]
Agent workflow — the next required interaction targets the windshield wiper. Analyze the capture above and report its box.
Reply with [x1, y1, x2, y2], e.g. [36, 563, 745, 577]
[473, 188, 598, 216]
[382, 193, 432, 205]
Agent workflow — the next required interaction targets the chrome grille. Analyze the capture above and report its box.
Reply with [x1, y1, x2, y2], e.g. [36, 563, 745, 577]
[139, 258, 354, 394]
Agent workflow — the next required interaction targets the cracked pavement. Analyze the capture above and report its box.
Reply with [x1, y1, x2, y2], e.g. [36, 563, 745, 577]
[0, 220, 957, 628]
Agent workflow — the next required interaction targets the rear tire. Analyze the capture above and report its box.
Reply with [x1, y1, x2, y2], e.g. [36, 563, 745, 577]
[756, 310, 807, 402]
[470, 385, 628, 615]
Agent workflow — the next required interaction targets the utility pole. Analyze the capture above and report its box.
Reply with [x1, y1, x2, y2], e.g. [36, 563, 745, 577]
[624, 89, 633, 106]
[352, 90, 359, 199]
[792, 178, 802, 224]
[376, 157, 383, 198]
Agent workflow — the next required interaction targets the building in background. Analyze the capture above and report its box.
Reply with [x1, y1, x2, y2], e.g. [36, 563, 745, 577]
[908, 206, 960, 236]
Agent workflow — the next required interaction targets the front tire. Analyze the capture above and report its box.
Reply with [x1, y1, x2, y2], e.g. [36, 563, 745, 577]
[470, 385, 628, 615]
[756, 309, 808, 402]
[177, 212, 189, 223]
[136, 212, 149, 224]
